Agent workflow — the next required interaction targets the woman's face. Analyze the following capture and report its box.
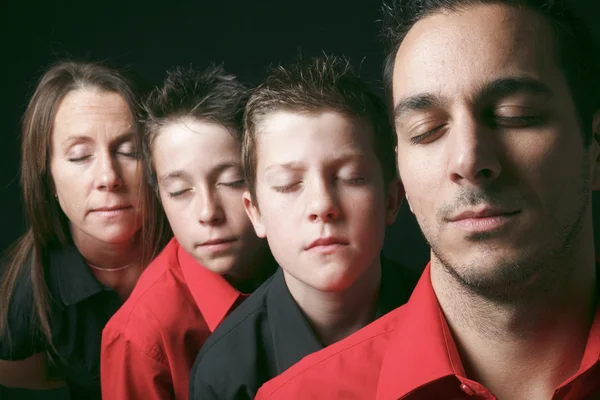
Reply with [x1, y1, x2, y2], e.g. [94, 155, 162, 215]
[49, 88, 143, 245]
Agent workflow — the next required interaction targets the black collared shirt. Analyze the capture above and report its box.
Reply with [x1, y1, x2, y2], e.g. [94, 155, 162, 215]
[0, 245, 123, 400]
[189, 256, 420, 400]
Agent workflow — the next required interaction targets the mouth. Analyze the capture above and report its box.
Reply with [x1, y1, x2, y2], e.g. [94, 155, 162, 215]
[198, 237, 238, 252]
[305, 237, 350, 253]
[90, 206, 133, 217]
[447, 207, 521, 233]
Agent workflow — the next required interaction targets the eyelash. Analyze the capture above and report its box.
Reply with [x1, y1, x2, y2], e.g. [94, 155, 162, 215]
[168, 189, 190, 198]
[67, 151, 138, 163]
[492, 115, 543, 128]
[410, 125, 447, 145]
[219, 180, 246, 188]
[409, 115, 544, 145]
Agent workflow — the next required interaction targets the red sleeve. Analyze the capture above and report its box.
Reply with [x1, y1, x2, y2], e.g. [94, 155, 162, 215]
[101, 327, 174, 400]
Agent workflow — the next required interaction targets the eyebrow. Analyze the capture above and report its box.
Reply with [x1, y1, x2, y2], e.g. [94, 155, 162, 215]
[210, 162, 242, 175]
[159, 170, 190, 183]
[393, 93, 447, 123]
[61, 131, 134, 151]
[159, 162, 242, 183]
[475, 76, 554, 104]
[393, 76, 554, 123]
[263, 153, 367, 174]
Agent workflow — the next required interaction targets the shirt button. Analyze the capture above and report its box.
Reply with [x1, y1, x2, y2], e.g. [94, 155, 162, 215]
[460, 383, 476, 396]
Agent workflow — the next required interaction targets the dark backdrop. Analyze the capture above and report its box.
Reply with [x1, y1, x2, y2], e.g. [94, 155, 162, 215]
[1, 0, 599, 271]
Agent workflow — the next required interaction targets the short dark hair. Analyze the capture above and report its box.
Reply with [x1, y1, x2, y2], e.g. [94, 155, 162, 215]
[243, 54, 397, 204]
[142, 65, 249, 190]
[381, 0, 600, 146]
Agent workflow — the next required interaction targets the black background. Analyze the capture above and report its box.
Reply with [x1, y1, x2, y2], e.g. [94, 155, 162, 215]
[1, 0, 599, 271]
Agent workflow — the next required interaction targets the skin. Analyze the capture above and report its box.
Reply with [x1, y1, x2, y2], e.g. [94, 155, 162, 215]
[392, 4, 599, 399]
[244, 110, 402, 345]
[50, 88, 144, 298]
[153, 118, 267, 284]
[0, 89, 144, 389]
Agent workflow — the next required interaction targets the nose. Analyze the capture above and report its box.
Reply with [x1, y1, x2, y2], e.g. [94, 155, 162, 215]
[196, 186, 225, 226]
[447, 116, 501, 186]
[95, 153, 123, 191]
[306, 178, 340, 223]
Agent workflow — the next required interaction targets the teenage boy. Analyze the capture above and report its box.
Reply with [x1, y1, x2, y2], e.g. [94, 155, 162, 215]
[188, 55, 420, 400]
[101, 66, 275, 400]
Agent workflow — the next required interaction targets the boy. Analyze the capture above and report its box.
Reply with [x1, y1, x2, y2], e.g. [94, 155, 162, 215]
[188, 55, 419, 399]
[101, 66, 275, 400]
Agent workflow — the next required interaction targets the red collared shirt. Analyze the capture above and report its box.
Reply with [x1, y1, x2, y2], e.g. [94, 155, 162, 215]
[256, 264, 600, 400]
[101, 238, 243, 400]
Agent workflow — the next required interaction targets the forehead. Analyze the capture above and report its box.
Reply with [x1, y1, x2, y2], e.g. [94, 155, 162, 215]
[392, 4, 566, 104]
[255, 110, 375, 164]
[153, 119, 240, 172]
[53, 89, 132, 139]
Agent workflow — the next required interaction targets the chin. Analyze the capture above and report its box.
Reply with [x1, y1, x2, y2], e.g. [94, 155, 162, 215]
[196, 255, 236, 276]
[308, 266, 357, 293]
[96, 228, 140, 244]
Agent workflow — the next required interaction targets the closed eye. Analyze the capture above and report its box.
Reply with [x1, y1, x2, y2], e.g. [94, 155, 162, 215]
[410, 124, 447, 145]
[168, 189, 191, 198]
[272, 182, 301, 193]
[68, 155, 92, 162]
[219, 180, 246, 188]
[339, 177, 367, 185]
[492, 115, 545, 128]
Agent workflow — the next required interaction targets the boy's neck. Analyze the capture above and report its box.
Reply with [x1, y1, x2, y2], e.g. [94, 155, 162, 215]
[284, 257, 382, 346]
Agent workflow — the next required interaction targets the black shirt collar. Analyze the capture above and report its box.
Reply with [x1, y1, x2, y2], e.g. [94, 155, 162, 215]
[267, 269, 324, 374]
[48, 245, 104, 306]
[266, 256, 416, 374]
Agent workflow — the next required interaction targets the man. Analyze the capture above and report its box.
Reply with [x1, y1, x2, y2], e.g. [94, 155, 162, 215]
[255, 1, 600, 399]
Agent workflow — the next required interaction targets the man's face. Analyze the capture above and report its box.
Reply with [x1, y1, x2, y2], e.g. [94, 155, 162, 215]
[392, 4, 599, 296]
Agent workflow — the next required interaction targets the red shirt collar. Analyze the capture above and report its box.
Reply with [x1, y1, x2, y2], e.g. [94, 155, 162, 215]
[377, 263, 600, 400]
[177, 243, 241, 332]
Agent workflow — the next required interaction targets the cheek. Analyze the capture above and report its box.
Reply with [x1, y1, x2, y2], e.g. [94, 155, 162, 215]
[222, 191, 253, 228]
[121, 160, 142, 187]
[159, 196, 191, 233]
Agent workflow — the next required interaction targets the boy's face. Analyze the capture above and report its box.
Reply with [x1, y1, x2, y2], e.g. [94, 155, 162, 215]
[244, 111, 401, 293]
[153, 118, 265, 279]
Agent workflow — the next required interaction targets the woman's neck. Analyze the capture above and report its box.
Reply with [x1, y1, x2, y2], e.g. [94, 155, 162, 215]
[71, 228, 143, 300]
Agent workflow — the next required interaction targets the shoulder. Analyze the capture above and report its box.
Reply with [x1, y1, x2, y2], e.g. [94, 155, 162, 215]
[103, 239, 199, 355]
[0, 251, 46, 360]
[257, 305, 404, 399]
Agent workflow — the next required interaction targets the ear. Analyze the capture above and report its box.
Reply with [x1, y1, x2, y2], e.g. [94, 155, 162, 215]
[591, 110, 600, 190]
[405, 193, 414, 214]
[384, 178, 405, 225]
[243, 191, 267, 238]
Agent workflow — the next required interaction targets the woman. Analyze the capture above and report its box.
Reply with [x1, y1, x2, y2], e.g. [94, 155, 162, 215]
[0, 61, 170, 399]
[100, 65, 276, 400]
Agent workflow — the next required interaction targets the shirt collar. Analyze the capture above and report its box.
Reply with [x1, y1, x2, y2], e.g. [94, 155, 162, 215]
[376, 263, 600, 400]
[267, 268, 324, 374]
[177, 243, 241, 332]
[50, 245, 105, 306]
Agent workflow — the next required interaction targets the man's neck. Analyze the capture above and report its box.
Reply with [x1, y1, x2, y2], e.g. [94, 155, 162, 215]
[431, 251, 597, 400]
[285, 257, 382, 346]
[71, 228, 143, 300]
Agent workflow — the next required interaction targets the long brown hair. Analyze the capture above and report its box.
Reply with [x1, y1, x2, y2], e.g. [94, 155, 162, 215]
[0, 60, 171, 355]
